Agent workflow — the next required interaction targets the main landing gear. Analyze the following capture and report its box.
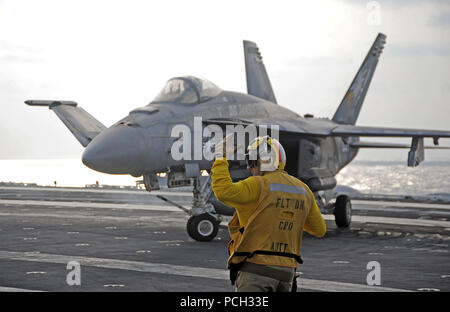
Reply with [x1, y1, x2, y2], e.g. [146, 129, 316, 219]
[316, 191, 352, 228]
[334, 195, 352, 227]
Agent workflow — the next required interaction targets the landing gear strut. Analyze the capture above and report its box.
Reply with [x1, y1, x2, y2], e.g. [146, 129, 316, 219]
[154, 170, 225, 242]
[154, 166, 248, 242]
[186, 176, 222, 242]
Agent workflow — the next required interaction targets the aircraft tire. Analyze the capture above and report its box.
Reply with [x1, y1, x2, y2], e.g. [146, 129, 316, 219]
[186, 213, 219, 242]
[334, 195, 352, 227]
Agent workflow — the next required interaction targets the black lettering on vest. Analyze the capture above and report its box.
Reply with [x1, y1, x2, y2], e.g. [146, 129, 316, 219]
[271, 242, 289, 252]
[294, 200, 305, 211]
[278, 221, 294, 231]
[277, 198, 297, 209]
[276, 198, 286, 208]
[276, 198, 281, 208]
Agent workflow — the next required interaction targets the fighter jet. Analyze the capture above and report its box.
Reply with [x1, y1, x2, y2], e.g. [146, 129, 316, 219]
[26, 33, 450, 241]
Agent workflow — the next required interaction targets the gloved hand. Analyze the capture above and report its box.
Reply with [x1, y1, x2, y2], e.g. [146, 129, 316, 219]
[214, 133, 236, 160]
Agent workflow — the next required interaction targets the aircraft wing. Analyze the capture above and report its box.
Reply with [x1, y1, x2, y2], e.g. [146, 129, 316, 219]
[204, 118, 450, 140]
[331, 125, 450, 139]
[350, 141, 450, 149]
[330, 125, 450, 166]
[203, 118, 450, 167]
[25, 100, 106, 147]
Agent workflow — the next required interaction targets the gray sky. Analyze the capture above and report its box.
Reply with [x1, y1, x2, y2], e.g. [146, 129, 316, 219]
[0, 0, 449, 162]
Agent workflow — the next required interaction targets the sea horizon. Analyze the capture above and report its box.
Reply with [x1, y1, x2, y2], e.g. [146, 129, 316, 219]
[1, 159, 449, 196]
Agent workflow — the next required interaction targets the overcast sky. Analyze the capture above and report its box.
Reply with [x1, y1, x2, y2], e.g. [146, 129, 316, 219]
[0, 0, 449, 162]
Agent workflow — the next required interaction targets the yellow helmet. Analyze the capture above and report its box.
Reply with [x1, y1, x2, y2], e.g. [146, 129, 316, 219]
[246, 136, 286, 172]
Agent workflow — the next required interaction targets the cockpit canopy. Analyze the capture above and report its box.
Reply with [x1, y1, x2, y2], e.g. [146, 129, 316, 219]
[151, 76, 222, 105]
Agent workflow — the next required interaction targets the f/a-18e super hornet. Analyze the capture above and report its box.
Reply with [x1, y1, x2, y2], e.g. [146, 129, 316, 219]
[26, 33, 450, 241]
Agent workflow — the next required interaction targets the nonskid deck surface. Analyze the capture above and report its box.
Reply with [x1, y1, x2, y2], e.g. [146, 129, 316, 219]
[0, 186, 449, 292]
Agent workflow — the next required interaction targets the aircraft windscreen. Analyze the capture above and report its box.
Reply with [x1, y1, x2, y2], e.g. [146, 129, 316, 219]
[151, 76, 222, 105]
[194, 77, 222, 102]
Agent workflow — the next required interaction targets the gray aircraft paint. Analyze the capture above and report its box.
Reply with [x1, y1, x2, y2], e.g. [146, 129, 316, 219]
[26, 33, 450, 189]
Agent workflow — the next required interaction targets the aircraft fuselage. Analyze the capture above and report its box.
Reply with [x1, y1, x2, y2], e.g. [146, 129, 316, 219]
[81, 89, 358, 191]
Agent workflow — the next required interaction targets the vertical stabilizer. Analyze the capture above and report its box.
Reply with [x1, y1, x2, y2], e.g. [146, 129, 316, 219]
[332, 33, 386, 125]
[243, 40, 277, 104]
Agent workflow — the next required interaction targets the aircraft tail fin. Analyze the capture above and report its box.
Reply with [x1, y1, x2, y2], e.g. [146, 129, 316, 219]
[243, 40, 277, 104]
[332, 33, 386, 125]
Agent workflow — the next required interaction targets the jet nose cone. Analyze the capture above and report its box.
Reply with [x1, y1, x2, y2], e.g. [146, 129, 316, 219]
[82, 126, 147, 175]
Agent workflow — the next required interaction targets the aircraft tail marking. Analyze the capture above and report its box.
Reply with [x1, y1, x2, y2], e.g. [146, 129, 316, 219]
[332, 33, 386, 125]
[243, 40, 277, 104]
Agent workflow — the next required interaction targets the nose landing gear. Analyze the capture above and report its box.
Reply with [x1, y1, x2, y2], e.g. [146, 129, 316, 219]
[155, 174, 223, 242]
[186, 212, 221, 242]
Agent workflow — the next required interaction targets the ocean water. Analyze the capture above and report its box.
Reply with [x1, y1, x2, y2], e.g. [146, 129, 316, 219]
[0, 159, 137, 187]
[335, 161, 450, 196]
[0, 159, 449, 197]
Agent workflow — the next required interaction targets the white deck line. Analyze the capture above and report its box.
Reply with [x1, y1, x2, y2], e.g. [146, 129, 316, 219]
[0, 186, 190, 197]
[0, 250, 410, 292]
[0, 199, 181, 212]
[2, 186, 450, 209]
[352, 200, 450, 210]
[2, 199, 450, 228]
[323, 214, 450, 228]
[0, 286, 44, 292]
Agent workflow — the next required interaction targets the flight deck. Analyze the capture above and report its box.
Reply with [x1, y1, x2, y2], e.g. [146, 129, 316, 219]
[0, 185, 449, 292]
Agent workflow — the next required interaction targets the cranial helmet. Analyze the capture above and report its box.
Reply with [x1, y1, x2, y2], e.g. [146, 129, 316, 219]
[246, 136, 286, 172]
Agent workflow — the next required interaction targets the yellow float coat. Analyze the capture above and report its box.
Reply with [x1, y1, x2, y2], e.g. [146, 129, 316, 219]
[212, 158, 326, 268]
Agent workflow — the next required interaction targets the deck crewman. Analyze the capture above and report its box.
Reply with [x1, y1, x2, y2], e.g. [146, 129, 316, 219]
[212, 135, 326, 292]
